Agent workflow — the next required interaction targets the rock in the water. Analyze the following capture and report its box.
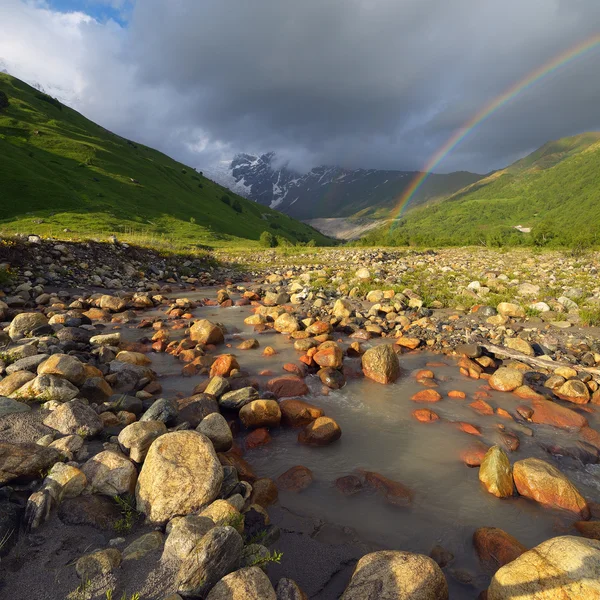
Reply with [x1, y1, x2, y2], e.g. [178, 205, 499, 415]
[136, 430, 223, 524]
[479, 446, 514, 498]
[267, 376, 309, 398]
[176, 526, 243, 597]
[341, 550, 448, 599]
[513, 457, 589, 518]
[279, 399, 323, 427]
[210, 354, 240, 378]
[81, 450, 137, 496]
[43, 401, 103, 436]
[473, 527, 527, 573]
[488, 536, 600, 600]
[219, 387, 259, 410]
[0, 442, 61, 484]
[239, 400, 281, 429]
[276, 466, 313, 492]
[118, 421, 167, 462]
[197, 413, 233, 452]
[206, 566, 277, 600]
[298, 416, 341, 446]
[190, 319, 224, 345]
[489, 368, 524, 392]
[362, 344, 400, 384]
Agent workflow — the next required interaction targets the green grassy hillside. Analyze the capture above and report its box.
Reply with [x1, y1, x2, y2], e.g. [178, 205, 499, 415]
[0, 73, 330, 248]
[359, 132, 600, 248]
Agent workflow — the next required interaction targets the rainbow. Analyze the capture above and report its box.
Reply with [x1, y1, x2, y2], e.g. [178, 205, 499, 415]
[388, 32, 600, 231]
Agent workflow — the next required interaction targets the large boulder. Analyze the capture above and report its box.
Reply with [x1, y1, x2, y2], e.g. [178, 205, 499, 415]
[8, 312, 48, 338]
[530, 399, 588, 430]
[81, 450, 137, 496]
[555, 379, 591, 404]
[14, 374, 79, 402]
[313, 342, 343, 369]
[479, 446, 514, 498]
[513, 457, 589, 518]
[341, 550, 448, 599]
[488, 536, 600, 600]
[362, 345, 400, 384]
[190, 319, 224, 345]
[274, 313, 300, 334]
[118, 421, 167, 462]
[0, 371, 36, 396]
[0, 442, 61, 484]
[163, 514, 215, 561]
[176, 526, 243, 597]
[206, 566, 276, 600]
[489, 368, 524, 392]
[37, 354, 86, 385]
[136, 431, 223, 524]
[43, 401, 103, 436]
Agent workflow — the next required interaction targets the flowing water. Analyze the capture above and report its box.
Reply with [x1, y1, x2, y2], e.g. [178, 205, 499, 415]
[121, 288, 600, 597]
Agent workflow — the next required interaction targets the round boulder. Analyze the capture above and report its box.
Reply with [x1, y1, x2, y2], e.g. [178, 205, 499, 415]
[362, 345, 400, 385]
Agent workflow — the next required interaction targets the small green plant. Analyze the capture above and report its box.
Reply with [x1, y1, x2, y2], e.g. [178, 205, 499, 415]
[113, 494, 138, 534]
[223, 511, 244, 532]
[105, 591, 141, 600]
[249, 549, 284, 568]
[73, 578, 92, 600]
[259, 231, 277, 248]
[189, 216, 196, 224]
[524, 306, 542, 318]
[579, 306, 600, 327]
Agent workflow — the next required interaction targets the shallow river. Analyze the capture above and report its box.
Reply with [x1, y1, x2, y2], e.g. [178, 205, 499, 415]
[123, 288, 600, 598]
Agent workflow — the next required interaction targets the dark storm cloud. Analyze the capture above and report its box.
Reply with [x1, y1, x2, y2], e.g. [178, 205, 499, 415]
[3, 0, 600, 173]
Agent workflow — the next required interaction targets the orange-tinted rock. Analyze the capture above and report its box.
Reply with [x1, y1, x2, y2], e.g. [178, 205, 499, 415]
[335, 475, 363, 496]
[460, 442, 490, 467]
[276, 465, 313, 492]
[415, 370, 434, 380]
[513, 385, 546, 401]
[283, 362, 307, 377]
[361, 471, 413, 507]
[395, 337, 421, 350]
[448, 390, 466, 399]
[530, 399, 587, 430]
[218, 451, 257, 483]
[411, 389, 442, 403]
[267, 375, 309, 398]
[500, 432, 520, 452]
[473, 527, 527, 573]
[470, 399, 494, 415]
[313, 342, 343, 369]
[263, 346, 276, 356]
[458, 357, 483, 379]
[245, 427, 272, 449]
[306, 321, 332, 335]
[555, 379, 590, 404]
[279, 399, 324, 428]
[513, 457, 590, 519]
[412, 409, 440, 423]
[581, 426, 600, 451]
[361, 344, 400, 384]
[495, 408, 513, 420]
[239, 400, 281, 429]
[457, 422, 482, 436]
[209, 354, 240, 378]
[298, 417, 341, 446]
[574, 520, 600, 540]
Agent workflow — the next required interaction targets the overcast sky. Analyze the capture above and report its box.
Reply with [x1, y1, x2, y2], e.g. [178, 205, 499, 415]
[1, 0, 599, 174]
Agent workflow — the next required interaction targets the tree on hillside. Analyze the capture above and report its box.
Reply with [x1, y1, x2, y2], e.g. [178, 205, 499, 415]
[0, 91, 9, 111]
[260, 231, 277, 247]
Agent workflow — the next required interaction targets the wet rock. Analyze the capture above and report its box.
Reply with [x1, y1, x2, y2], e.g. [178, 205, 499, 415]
[210, 354, 240, 378]
[341, 550, 448, 600]
[298, 416, 341, 446]
[279, 399, 323, 427]
[163, 514, 216, 561]
[456, 343, 482, 358]
[15, 374, 79, 402]
[555, 379, 590, 404]
[218, 452, 257, 483]
[361, 471, 413, 507]
[249, 478, 278, 508]
[276, 466, 313, 492]
[37, 354, 86, 385]
[574, 520, 600, 540]
[411, 389, 442, 402]
[81, 450, 137, 496]
[335, 475, 364, 496]
[43, 400, 103, 436]
[245, 427, 272, 449]
[473, 527, 527, 573]
[318, 367, 346, 389]
[190, 319, 224, 345]
[479, 446, 514, 498]
[219, 387, 259, 410]
[267, 376, 309, 398]
[361, 344, 400, 384]
[429, 545, 454, 568]
[313, 342, 343, 369]
[197, 413, 233, 452]
[412, 408, 440, 423]
[177, 393, 219, 427]
[488, 536, 600, 600]
[205, 376, 231, 398]
[460, 442, 490, 467]
[239, 400, 281, 429]
[513, 457, 589, 518]
[489, 368, 524, 392]
[76, 548, 121, 580]
[530, 398, 587, 430]
[118, 421, 167, 462]
[140, 397, 178, 424]
[176, 526, 243, 598]
[206, 566, 276, 600]
[136, 431, 223, 524]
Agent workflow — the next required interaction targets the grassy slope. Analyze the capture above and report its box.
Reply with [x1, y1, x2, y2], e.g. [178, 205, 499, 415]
[0, 74, 330, 248]
[360, 132, 600, 247]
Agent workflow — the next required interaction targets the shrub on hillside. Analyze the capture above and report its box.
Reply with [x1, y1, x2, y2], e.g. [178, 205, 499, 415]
[260, 231, 277, 247]
[0, 90, 9, 111]
[35, 92, 62, 110]
[220, 194, 231, 205]
[231, 199, 242, 213]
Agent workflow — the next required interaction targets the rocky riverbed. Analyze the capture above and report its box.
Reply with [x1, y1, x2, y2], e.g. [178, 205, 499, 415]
[0, 237, 600, 599]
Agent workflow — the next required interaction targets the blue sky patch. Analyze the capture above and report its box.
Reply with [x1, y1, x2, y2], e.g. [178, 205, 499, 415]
[46, 0, 133, 26]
